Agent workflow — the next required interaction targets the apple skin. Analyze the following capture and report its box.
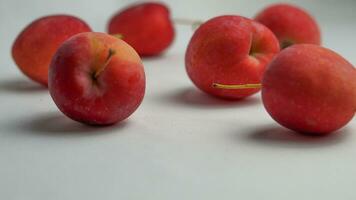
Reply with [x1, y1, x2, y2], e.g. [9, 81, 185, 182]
[262, 44, 356, 134]
[12, 15, 92, 86]
[49, 32, 145, 125]
[108, 2, 174, 57]
[255, 4, 321, 48]
[185, 15, 280, 99]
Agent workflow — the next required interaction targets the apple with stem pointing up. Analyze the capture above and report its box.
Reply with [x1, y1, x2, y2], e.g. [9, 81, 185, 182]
[49, 32, 146, 125]
[214, 44, 356, 134]
[185, 15, 280, 99]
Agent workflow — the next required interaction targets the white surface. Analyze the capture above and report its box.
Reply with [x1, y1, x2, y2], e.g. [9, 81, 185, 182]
[0, 0, 355, 199]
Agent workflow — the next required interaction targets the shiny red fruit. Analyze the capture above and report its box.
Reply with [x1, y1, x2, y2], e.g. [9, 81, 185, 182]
[255, 3, 321, 48]
[185, 15, 280, 99]
[49, 32, 145, 125]
[108, 2, 175, 56]
[12, 15, 92, 86]
[262, 44, 356, 134]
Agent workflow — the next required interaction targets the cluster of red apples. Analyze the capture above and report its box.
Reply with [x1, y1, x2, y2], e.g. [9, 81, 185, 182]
[12, 2, 355, 135]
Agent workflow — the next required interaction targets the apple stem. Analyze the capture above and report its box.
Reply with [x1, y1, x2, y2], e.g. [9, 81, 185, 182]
[174, 18, 203, 30]
[94, 48, 116, 79]
[280, 39, 294, 49]
[112, 34, 124, 39]
[212, 83, 262, 89]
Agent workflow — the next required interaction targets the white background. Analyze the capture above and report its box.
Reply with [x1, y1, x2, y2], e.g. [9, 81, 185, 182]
[0, 0, 355, 199]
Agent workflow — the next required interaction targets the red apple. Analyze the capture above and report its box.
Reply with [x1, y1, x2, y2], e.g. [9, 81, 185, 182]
[185, 15, 280, 99]
[261, 44, 355, 134]
[255, 3, 321, 48]
[12, 15, 92, 86]
[107, 2, 175, 56]
[49, 32, 145, 125]
[213, 44, 355, 134]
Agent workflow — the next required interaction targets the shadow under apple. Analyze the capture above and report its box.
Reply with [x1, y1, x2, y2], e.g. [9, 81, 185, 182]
[241, 124, 349, 148]
[156, 87, 260, 109]
[0, 77, 46, 93]
[13, 112, 129, 137]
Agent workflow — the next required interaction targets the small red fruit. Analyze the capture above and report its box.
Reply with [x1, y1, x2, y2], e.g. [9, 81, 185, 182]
[262, 44, 355, 134]
[12, 15, 92, 86]
[108, 2, 175, 56]
[185, 15, 280, 99]
[255, 3, 321, 48]
[214, 44, 356, 134]
[49, 32, 145, 125]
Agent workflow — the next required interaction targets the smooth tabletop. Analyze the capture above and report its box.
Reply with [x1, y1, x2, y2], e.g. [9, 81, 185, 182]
[0, 0, 355, 199]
